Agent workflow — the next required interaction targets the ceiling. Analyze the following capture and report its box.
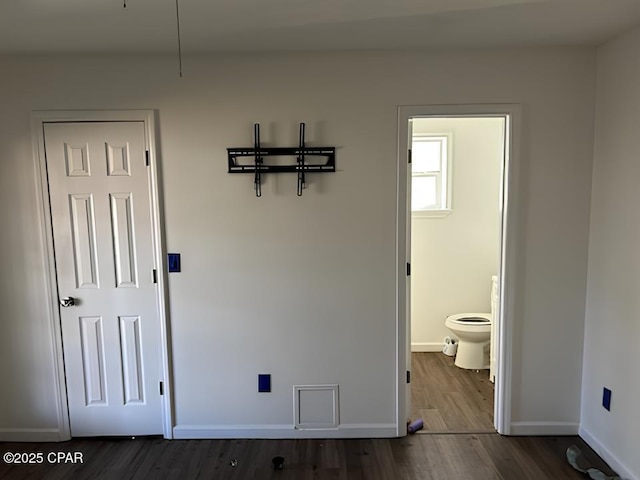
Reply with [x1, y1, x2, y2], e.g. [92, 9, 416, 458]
[1, 0, 640, 54]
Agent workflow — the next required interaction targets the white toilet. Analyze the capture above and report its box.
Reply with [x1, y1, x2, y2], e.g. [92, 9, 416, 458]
[445, 276, 498, 370]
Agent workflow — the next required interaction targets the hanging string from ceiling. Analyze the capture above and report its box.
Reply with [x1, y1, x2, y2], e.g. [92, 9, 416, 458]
[175, 0, 183, 77]
[121, 0, 182, 77]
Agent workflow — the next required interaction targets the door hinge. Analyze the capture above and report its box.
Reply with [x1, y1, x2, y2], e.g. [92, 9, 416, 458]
[152, 269, 158, 284]
[408, 149, 412, 164]
[406, 262, 411, 276]
[406, 370, 411, 384]
[145, 150, 150, 166]
[159, 381, 164, 396]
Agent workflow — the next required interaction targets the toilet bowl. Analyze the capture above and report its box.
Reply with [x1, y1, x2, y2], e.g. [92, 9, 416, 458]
[445, 313, 491, 370]
[445, 276, 497, 370]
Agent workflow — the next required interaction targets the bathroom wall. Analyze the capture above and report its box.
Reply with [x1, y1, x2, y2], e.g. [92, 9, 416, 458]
[581, 24, 640, 480]
[411, 117, 503, 351]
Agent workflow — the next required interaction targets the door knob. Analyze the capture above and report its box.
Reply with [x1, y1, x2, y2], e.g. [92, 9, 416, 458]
[60, 297, 76, 307]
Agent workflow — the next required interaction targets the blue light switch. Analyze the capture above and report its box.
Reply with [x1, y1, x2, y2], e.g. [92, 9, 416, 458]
[603, 387, 612, 411]
[258, 374, 271, 393]
[168, 253, 181, 273]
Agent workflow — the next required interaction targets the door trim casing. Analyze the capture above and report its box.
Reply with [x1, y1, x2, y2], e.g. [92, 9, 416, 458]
[31, 110, 173, 440]
[396, 104, 522, 436]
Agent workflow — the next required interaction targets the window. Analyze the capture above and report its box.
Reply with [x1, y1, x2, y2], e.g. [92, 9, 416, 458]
[411, 133, 452, 217]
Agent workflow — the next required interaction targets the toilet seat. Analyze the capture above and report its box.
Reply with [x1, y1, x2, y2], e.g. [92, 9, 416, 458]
[444, 277, 498, 371]
[445, 313, 492, 370]
[446, 313, 491, 325]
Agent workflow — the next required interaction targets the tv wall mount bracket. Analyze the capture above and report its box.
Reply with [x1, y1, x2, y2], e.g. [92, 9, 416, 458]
[227, 123, 336, 197]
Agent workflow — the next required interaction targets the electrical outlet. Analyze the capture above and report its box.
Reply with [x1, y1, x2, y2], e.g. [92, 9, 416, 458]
[602, 387, 612, 411]
[258, 374, 271, 393]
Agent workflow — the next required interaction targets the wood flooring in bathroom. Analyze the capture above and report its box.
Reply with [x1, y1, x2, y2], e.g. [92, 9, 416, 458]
[411, 352, 495, 433]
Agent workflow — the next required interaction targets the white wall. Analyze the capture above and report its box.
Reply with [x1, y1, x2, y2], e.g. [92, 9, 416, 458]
[581, 25, 640, 480]
[0, 49, 595, 439]
[411, 118, 502, 352]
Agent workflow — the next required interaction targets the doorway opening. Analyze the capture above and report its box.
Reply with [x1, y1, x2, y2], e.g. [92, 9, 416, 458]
[410, 116, 503, 433]
[397, 105, 520, 436]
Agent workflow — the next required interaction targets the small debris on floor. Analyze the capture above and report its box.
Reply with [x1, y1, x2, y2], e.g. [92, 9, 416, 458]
[272, 456, 284, 470]
[229, 458, 238, 467]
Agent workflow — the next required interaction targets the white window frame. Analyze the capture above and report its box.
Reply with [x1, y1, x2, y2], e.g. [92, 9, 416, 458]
[411, 132, 453, 218]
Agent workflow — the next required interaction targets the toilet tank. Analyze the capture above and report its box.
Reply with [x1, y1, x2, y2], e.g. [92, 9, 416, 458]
[490, 275, 499, 317]
[490, 275, 500, 383]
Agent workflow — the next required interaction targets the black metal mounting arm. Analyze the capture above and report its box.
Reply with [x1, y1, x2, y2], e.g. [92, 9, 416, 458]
[227, 123, 336, 197]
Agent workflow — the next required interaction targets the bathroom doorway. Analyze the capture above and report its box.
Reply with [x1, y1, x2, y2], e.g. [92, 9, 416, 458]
[397, 105, 520, 436]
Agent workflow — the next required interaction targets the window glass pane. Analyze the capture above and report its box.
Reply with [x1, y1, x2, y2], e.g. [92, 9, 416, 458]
[412, 175, 438, 210]
[412, 140, 441, 173]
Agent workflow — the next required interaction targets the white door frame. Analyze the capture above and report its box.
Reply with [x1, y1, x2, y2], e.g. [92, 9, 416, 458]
[31, 110, 173, 440]
[396, 104, 522, 436]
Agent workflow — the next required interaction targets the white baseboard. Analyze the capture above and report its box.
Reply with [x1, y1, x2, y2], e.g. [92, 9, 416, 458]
[411, 342, 443, 353]
[0, 428, 63, 442]
[509, 421, 579, 436]
[579, 426, 638, 480]
[173, 423, 397, 439]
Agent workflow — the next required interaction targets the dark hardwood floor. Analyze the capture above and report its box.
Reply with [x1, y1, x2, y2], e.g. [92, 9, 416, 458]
[0, 435, 617, 479]
[411, 352, 494, 433]
[0, 353, 617, 479]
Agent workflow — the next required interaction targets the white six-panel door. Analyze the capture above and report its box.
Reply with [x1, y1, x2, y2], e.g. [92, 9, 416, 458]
[44, 121, 162, 436]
